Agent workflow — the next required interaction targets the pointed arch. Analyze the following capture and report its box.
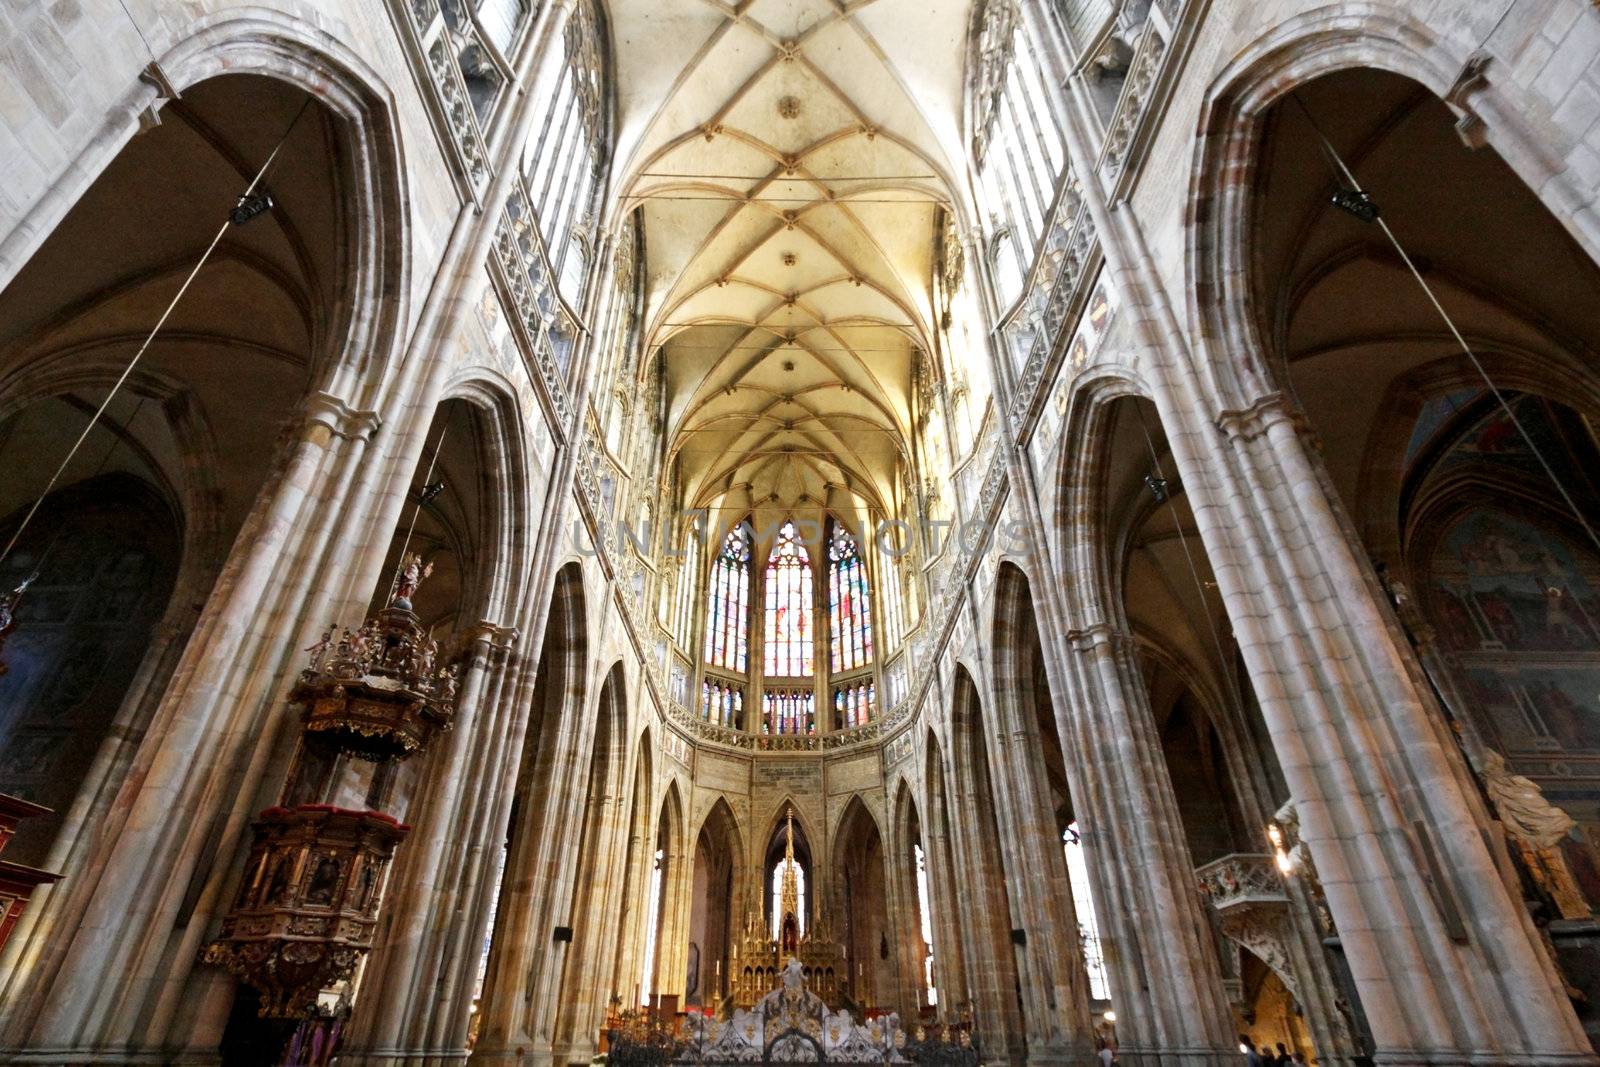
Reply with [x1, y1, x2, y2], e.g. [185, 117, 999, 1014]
[552, 661, 631, 1051]
[947, 667, 1026, 1058]
[640, 779, 687, 1005]
[890, 778, 933, 1017]
[463, 561, 588, 1045]
[760, 799, 816, 942]
[688, 796, 743, 1008]
[833, 795, 890, 1008]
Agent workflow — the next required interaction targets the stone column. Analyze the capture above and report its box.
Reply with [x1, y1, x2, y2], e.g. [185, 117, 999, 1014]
[1012, 2, 1596, 1057]
[1057, 623, 1237, 1067]
[610, 763, 666, 1019]
[920, 748, 971, 1023]
[942, 706, 1028, 1064]
[1161, 390, 1594, 1062]
[0, 392, 383, 1058]
[653, 810, 695, 1004]
[883, 801, 929, 1021]
[336, 622, 521, 1067]
[472, 662, 612, 1067]
[551, 724, 644, 1063]
[983, 690, 1096, 1064]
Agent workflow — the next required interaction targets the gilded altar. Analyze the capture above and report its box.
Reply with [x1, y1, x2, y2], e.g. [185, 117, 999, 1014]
[729, 911, 846, 1009]
[729, 808, 847, 1009]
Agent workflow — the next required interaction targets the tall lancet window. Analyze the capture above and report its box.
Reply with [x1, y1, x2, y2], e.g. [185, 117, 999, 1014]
[770, 811, 807, 945]
[763, 521, 814, 676]
[827, 525, 873, 671]
[704, 525, 751, 671]
[913, 842, 936, 1006]
[1063, 822, 1109, 1000]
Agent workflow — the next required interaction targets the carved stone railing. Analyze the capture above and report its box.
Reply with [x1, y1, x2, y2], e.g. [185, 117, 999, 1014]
[491, 193, 574, 430]
[658, 691, 912, 755]
[1197, 853, 1298, 998]
[1097, 1, 1187, 188]
[1099, 17, 1165, 176]
[1002, 177, 1098, 441]
[403, 0, 497, 194]
[630, 416, 1007, 768]
[1196, 853, 1288, 914]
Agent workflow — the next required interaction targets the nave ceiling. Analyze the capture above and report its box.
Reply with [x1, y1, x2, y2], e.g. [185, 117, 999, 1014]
[607, 0, 978, 545]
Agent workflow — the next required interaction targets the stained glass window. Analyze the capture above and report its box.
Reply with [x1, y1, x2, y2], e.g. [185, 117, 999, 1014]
[828, 526, 873, 671]
[703, 525, 751, 671]
[762, 688, 816, 735]
[763, 521, 814, 676]
[880, 547, 905, 655]
[673, 528, 699, 643]
[702, 679, 744, 728]
[833, 681, 875, 730]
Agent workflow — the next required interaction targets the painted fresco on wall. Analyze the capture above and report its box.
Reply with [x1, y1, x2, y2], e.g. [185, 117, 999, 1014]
[1419, 394, 1600, 499]
[1426, 508, 1600, 757]
[1403, 389, 1481, 467]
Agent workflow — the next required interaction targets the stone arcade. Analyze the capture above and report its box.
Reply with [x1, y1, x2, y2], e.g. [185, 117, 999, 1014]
[3, 1, 1600, 1065]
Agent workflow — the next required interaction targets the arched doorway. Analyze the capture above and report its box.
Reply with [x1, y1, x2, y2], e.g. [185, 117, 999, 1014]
[762, 804, 813, 951]
[638, 781, 685, 1011]
[990, 562, 1100, 1057]
[920, 735, 968, 1023]
[472, 562, 589, 1047]
[892, 782, 937, 1019]
[552, 664, 630, 1059]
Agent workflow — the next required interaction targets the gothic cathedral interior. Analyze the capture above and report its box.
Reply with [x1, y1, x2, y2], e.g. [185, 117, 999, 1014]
[3, 1, 1600, 1065]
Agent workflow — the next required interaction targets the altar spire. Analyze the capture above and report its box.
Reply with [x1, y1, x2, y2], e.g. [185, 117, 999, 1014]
[780, 807, 800, 955]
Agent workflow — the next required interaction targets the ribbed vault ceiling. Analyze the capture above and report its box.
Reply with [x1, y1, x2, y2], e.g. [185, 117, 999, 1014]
[610, 0, 974, 541]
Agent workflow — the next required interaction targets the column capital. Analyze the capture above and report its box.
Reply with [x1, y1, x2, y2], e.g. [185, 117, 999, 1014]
[1063, 620, 1132, 653]
[1213, 391, 1304, 443]
[304, 391, 381, 442]
[465, 620, 521, 650]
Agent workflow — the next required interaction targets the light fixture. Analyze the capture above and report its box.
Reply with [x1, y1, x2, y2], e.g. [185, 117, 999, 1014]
[1102, 1011, 1116, 1023]
[1267, 823, 1295, 876]
[230, 189, 274, 225]
[1330, 188, 1378, 222]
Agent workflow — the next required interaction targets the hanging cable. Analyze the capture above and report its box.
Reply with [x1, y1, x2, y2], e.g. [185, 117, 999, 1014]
[0, 95, 313, 572]
[0, 393, 151, 672]
[20, 395, 150, 586]
[1291, 92, 1600, 557]
[1131, 401, 1250, 714]
[386, 418, 449, 603]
